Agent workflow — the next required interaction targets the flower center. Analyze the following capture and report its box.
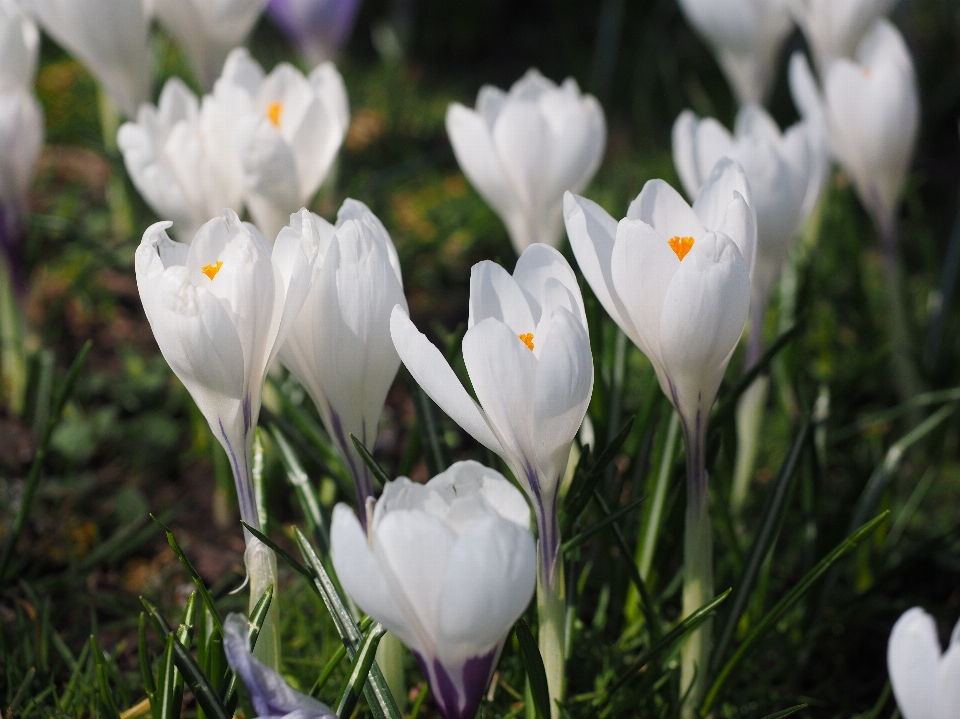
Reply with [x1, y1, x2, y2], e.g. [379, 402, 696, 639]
[668, 236, 695, 261]
[201, 261, 223, 280]
[518, 333, 535, 351]
[266, 101, 283, 128]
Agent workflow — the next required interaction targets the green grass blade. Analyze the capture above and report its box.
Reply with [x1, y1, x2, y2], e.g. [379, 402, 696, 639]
[222, 584, 274, 711]
[311, 616, 373, 697]
[241, 521, 313, 581]
[90, 636, 122, 719]
[702, 511, 890, 714]
[562, 494, 646, 553]
[155, 634, 179, 719]
[563, 415, 635, 527]
[413, 384, 449, 475]
[515, 619, 551, 719]
[334, 622, 388, 718]
[270, 425, 328, 548]
[759, 704, 808, 719]
[168, 635, 231, 719]
[350, 432, 392, 489]
[138, 612, 156, 698]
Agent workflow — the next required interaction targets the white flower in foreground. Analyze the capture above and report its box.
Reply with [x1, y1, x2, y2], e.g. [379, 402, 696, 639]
[0, 0, 40, 93]
[823, 18, 918, 229]
[118, 78, 244, 243]
[331, 461, 536, 719]
[23, 0, 151, 118]
[223, 613, 336, 719]
[0, 88, 44, 263]
[277, 200, 406, 511]
[564, 158, 754, 437]
[154, 0, 267, 90]
[888, 607, 960, 719]
[135, 210, 315, 527]
[446, 68, 606, 255]
[212, 48, 350, 241]
[672, 105, 822, 347]
[676, 0, 794, 105]
[787, 0, 896, 73]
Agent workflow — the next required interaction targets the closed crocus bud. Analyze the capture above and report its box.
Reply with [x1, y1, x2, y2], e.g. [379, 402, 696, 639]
[154, 0, 267, 91]
[888, 608, 960, 719]
[266, 0, 362, 65]
[118, 78, 245, 243]
[211, 48, 350, 241]
[277, 200, 406, 512]
[446, 68, 606, 256]
[0, 0, 39, 93]
[676, 0, 794, 106]
[787, 0, 896, 74]
[23, 0, 151, 118]
[823, 18, 918, 231]
[223, 613, 336, 719]
[331, 460, 536, 719]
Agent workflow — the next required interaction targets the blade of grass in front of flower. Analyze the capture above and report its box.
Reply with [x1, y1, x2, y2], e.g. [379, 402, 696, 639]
[408, 683, 430, 719]
[311, 616, 374, 698]
[334, 622, 388, 717]
[240, 521, 313, 581]
[702, 511, 890, 713]
[137, 613, 156, 707]
[150, 515, 224, 637]
[636, 409, 681, 582]
[413, 384, 450, 475]
[0, 339, 92, 582]
[270, 425, 329, 549]
[515, 618, 551, 719]
[350, 432, 391, 489]
[758, 704, 808, 719]
[91, 635, 122, 719]
[562, 495, 646, 553]
[222, 584, 274, 712]
[155, 634, 179, 719]
[168, 634, 231, 719]
[563, 415, 635, 529]
[171, 593, 197, 710]
[294, 527, 401, 719]
[714, 422, 809, 670]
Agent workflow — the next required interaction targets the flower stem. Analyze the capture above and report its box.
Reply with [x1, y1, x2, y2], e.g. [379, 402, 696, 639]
[535, 498, 564, 719]
[680, 419, 713, 719]
[731, 377, 769, 519]
[876, 211, 920, 403]
[245, 537, 281, 671]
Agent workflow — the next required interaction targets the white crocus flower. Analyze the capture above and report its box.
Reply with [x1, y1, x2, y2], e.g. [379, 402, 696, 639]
[118, 78, 244, 243]
[154, 0, 267, 91]
[564, 159, 755, 709]
[277, 200, 407, 513]
[390, 242, 592, 713]
[23, 0, 151, 118]
[888, 608, 960, 719]
[135, 209, 315, 668]
[331, 461, 536, 719]
[446, 68, 606, 256]
[823, 18, 918, 233]
[0, 0, 39, 93]
[787, 0, 896, 74]
[676, 0, 794, 105]
[211, 48, 349, 241]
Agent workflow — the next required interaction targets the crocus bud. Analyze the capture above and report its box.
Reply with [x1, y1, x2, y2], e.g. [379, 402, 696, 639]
[23, 0, 151, 118]
[786, 0, 896, 74]
[331, 460, 536, 719]
[118, 78, 245, 243]
[445, 68, 606, 255]
[0, 0, 39, 93]
[154, 0, 267, 91]
[211, 48, 350, 241]
[676, 0, 794, 105]
[888, 607, 960, 719]
[266, 0, 362, 65]
[277, 200, 407, 511]
[223, 613, 336, 718]
[823, 18, 918, 229]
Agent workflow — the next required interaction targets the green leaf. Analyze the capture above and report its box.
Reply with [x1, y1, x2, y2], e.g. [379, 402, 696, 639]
[562, 494, 646, 553]
[168, 634, 232, 719]
[335, 622, 388, 718]
[714, 422, 810, 669]
[270, 425, 329, 549]
[413, 384, 449, 475]
[311, 615, 374, 697]
[350, 432, 392, 489]
[0, 340, 92, 582]
[515, 619, 551, 719]
[241, 520, 313, 581]
[222, 584, 275, 712]
[138, 613, 156, 700]
[155, 634, 180, 719]
[759, 704, 808, 719]
[90, 635, 122, 719]
[702, 511, 890, 714]
[563, 415, 635, 528]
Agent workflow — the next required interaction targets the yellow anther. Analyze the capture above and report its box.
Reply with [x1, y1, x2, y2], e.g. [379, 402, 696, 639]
[201, 261, 223, 280]
[267, 101, 283, 128]
[518, 333, 535, 351]
[668, 236, 695, 261]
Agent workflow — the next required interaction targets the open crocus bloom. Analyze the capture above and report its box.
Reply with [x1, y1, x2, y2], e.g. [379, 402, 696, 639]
[211, 48, 350, 241]
[676, 0, 794, 105]
[888, 607, 960, 719]
[390, 243, 592, 590]
[224, 613, 336, 719]
[786, 0, 896, 74]
[672, 105, 821, 356]
[278, 200, 407, 512]
[135, 210, 315, 528]
[564, 158, 754, 447]
[154, 0, 267, 91]
[331, 461, 536, 719]
[822, 18, 918, 229]
[23, 0, 151, 118]
[118, 78, 244, 243]
[446, 68, 606, 255]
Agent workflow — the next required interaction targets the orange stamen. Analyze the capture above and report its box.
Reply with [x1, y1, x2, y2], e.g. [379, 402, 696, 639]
[201, 261, 223, 280]
[518, 333, 535, 351]
[668, 236, 695, 261]
[266, 101, 283, 128]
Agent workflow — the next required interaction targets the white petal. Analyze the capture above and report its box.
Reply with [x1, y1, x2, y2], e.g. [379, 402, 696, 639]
[695, 158, 757, 274]
[672, 110, 702, 200]
[468, 260, 536, 333]
[512, 243, 587, 329]
[627, 179, 706, 241]
[935, 640, 960, 719]
[888, 607, 941, 719]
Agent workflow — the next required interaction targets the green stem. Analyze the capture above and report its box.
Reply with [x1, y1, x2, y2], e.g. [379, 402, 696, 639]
[375, 633, 407, 712]
[731, 377, 770, 519]
[244, 538, 281, 671]
[536, 564, 565, 719]
[876, 210, 920, 403]
[0, 254, 26, 415]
